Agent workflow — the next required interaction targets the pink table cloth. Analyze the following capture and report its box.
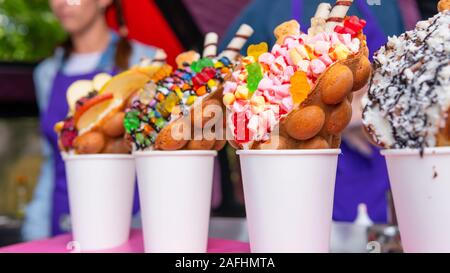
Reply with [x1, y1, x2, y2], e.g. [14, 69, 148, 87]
[0, 229, 250, 253]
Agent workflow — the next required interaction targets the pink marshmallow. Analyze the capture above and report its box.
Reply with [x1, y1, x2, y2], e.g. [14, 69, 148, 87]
[270, 56, 287, 75]
[339, 33, 352, 47]
[247, 115, 259, 133]
[223, 81, 237, 94]
[273, 84, 290, 97]
[258, 52, 275, 65]
[283, 66, 295, 80]
[283, 35, 299, 49]
[319, 54, 333, 66]
[281, 97, 294, 113]
[258, 77, 273, 90]
[310, 59, 327, 75]
[331, 32, 341, 47]
[297, 60, 311, 73]
[271, 44, 288, 58]
[314, 40, 331, 55]
[232, 100, 250, 113]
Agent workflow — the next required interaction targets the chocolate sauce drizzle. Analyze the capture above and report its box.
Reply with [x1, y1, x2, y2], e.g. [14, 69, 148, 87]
[363, 11, 450, 149]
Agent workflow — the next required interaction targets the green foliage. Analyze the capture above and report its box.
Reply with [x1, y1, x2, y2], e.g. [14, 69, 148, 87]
[0, 0, 66, 62]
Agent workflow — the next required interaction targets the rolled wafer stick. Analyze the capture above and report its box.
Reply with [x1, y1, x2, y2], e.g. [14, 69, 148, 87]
[219, 24, 254, 62]
[203, 32, 219, 58]
[315, 2, 332, 18]
[326, 0, 354, 32]
[308, 3, 332, 35]
[151, 49, 168, 66]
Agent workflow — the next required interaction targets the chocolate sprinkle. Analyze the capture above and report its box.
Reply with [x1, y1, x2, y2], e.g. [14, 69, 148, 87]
[363, 11, 450, 149]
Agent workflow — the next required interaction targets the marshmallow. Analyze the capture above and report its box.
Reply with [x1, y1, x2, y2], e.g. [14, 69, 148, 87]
[311, 59, 327, 75]
[258, 52, 276, 65]
[235, 85, 249, 100]
[223, 93, 236, 106]
[223, 81, 237, 94]
[332, 43, 352, 60]
[319, 54, 333, 66]
[295, 45, 311, 60]
[314, 40, 331, 55]
[258, 77, 274, 90]
[297, 60, 311, 74]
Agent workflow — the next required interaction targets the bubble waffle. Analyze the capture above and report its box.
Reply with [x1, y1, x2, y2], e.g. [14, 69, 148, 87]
[362, 6, 450, 150]
[124, 26, 254, 151]
[224, 1, 371, 150]
[55, 56, 167, 154]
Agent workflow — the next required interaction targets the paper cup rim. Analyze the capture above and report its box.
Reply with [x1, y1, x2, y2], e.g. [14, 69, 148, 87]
[236, 149, 342, 156]
[133, 150, 218, 157]
[62, 153, 134, 161]
[381, 147, 450, 157]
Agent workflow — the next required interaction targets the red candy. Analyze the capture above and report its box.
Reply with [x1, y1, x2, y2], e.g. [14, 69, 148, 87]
[192, 67, 216, 89]
[335, 16, 366, 38]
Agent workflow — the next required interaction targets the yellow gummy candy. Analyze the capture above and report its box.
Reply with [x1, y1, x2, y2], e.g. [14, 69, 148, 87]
[247, 42, 268, 61]
[290, 71, 310, 105]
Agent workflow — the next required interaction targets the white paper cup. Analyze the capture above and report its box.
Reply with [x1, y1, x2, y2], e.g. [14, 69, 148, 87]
[63, 154, 136, 251]
[382, 147, 450, 253]
[237, 149, 340, 253]
[134, 150, 217, 253]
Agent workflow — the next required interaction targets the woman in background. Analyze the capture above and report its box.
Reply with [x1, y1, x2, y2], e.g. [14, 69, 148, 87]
[221, 0, 423, 223]
[23, 0, 159, 241]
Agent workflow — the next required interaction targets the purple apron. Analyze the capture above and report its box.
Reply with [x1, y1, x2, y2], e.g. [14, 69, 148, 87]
[41, 69, 140, 235]
[292, 0, 390, 223]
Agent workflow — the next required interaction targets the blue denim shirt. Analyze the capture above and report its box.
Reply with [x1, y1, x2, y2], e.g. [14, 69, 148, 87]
[23, 32, 158, 241]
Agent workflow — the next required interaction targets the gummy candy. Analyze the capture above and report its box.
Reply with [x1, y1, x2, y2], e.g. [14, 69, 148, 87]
[191, 58, 215, 73]
[135, 133, 145, 145]
[186, 95, 196, 106]
[290, 71, 310, 105]
[218, 57, 232, 67]
[192, 67, 216, 88]
[335, 16, 366, 38]
[124, 110, 141, 133]
[162, 92, 180, 114]
[196, 86, 207, 96]
[247, 42, 268, 61]
[155, 117, 166, 129]
[246, 62, 263, 95]
[151, 65, 173, 82]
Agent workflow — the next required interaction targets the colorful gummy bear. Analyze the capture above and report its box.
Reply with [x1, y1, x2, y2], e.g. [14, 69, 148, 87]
[191, 58, 215, 73]
[124, 110, 141, 133]
[246, 62, 263, 95]
[290, 71, 310, 105]
[247, 42, 268, 61]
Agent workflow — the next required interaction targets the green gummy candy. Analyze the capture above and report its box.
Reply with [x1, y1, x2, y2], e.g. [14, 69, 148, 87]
[124, 111, 140, 133]
[136, 133, 145, 144]
[155, 118, 166, 129]
[191, 58, 214, 73]
[246, 62, 263, 94]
